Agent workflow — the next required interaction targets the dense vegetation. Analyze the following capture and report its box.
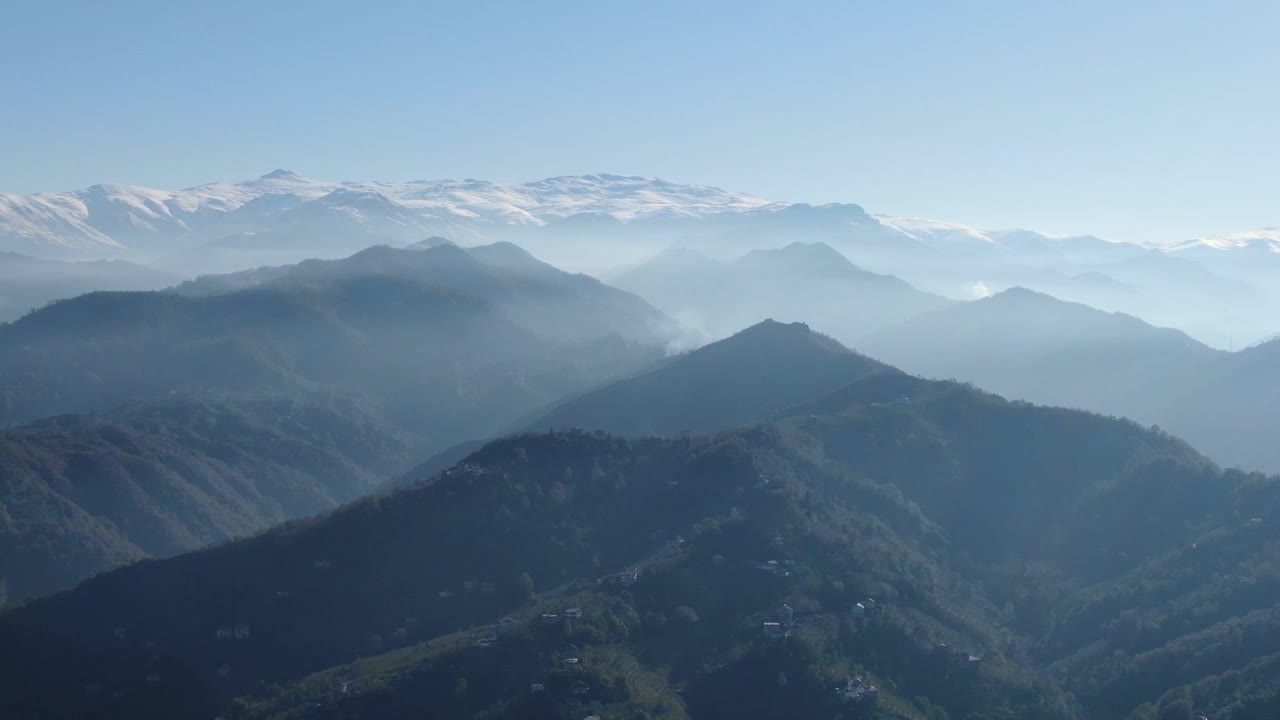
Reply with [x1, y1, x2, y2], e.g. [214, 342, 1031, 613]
[0, 391, 410, 601]
[387, 319, 885, 489]
[531, 319, 885, 438]
[0, 241, 672, 601]
[6, 329, 1278, 719]
[0, 244, 668, 441]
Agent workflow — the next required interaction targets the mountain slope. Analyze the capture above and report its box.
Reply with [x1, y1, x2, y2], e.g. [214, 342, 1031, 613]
[0, 421, 1076, 720]
[611, 242, 949, 344]
[389, 320, 886, 490]
[0, 244, 669, 446]
[1124, 337, 1280, 472]
[859, 287, 1223, 416]
[176, 242, 672, 345]
[531, 319, 886, 437]
[0, 392, 410, 602]
[3, 360, 1268, 720]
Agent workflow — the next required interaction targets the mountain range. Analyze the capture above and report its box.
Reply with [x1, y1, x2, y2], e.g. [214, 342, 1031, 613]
[0, 391, 410, 603]
[853, 287, 1280, 474]
[0, 242, 673, 601]
[7, 170, 1279, 348]
[4, 323, 1279, 720]
[0, 171, 774, 261]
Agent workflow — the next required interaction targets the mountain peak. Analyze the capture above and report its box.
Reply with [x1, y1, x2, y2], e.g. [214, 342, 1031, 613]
[407, 236, 456, 250]
[738, 242, 860, 275]
[716, 318, 849, 355]
[259, 169, 301, 180]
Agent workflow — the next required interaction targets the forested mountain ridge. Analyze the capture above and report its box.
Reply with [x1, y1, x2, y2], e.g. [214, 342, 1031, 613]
[387, 319, 886, 489]
[0, 242, 672, 602]
[0, 391, 411, 602]
[0, 243, 670, 445]
[5, 362, 1276, 719]
[515, 319, 884, 439]
[174, 242, 671, 344]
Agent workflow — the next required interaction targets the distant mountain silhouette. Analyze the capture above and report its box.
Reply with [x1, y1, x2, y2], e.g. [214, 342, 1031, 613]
[860, 287, 1222, 415]
[611, 241, 948, 344]
[0, 243, 674, 600]
[531, 319, 885, 437]
[390, 319, 887, 489]
[0, 243, 669, 438]
[177, 242, 669, 344]
[0, 251, 180, 323]
[1122, 336, 1280, 472]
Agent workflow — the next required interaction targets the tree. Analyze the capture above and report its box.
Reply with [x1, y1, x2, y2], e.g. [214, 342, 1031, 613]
[517, 572, 535, 601]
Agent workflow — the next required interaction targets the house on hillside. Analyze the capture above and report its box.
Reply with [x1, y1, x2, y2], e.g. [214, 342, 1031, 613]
[234, 624, 251, 639]
[762, 621, 785, 639]
[605, 568, 640, 587]
[837, 677, 879, 703]
[564, 607, 583, 619]
[216, 626, 233, 640]
[851, 602, 866, 619]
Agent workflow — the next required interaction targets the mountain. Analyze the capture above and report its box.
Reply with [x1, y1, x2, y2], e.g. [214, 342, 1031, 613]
[859, 287, 1223, 416]
[0, 172, 772, 262]
[1168, 227, 1280, 256]
[1122, 337, 1280, 473]
[0, 243, 669, 438]
[389, 320, 887, 488]
[611, 242, 949, 345]
[530, 320, 885, 437]
[0, 242, 675, 603]
[174, 242, 673, 345]
[854, 286, 1280, 472]
[8, 362, 1279, 720]
[0, 392, 411, 602]
[0, 251, 181, 323]
[8, 168, 1278, 348]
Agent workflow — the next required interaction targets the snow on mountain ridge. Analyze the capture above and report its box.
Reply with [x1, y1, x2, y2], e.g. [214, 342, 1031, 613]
[0, 171, 773, 257]
[1168, 227, 1280, 253]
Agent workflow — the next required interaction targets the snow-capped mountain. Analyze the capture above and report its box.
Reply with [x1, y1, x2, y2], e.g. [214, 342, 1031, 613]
[0, 171, 774, 260]
[1167, 227, 1280, 255]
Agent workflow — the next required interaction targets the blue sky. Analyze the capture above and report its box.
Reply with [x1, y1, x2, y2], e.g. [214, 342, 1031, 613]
[2, 0, 1277, 243]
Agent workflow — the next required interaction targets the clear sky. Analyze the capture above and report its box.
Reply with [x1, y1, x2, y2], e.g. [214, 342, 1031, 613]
[3, 0, 1277, 244]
